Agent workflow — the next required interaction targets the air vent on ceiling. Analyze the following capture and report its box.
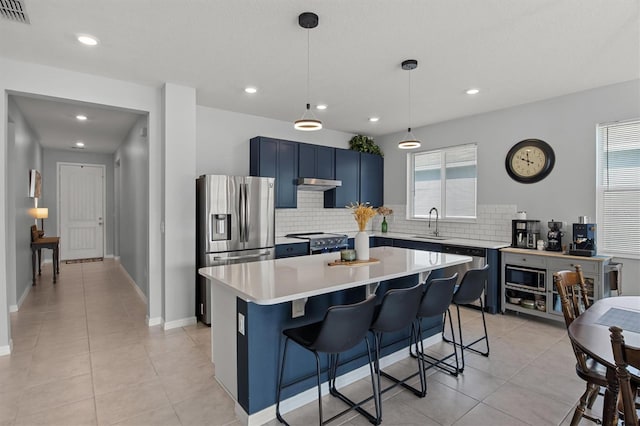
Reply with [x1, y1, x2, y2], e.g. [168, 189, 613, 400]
[0, 0, 30, 24]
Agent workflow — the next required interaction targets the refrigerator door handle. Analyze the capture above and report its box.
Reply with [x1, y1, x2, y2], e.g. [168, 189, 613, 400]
[243, 183, 250, 242]
[239, 181, 245, 243]
[213, 250, 271, 261]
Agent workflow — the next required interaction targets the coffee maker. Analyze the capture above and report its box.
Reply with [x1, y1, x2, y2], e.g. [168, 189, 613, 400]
[546, 220, 564, 252]
[512, 220, 540, 249]
[569, 223, 597, 257]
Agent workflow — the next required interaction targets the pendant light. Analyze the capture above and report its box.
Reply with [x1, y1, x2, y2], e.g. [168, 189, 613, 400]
[294, 12, 322, 131]
[398, 59, 421, 149]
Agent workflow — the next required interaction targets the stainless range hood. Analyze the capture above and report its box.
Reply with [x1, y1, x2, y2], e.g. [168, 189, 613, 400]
[296, 177, 342, 191]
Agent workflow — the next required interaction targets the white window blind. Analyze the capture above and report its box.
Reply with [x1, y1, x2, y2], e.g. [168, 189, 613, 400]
[597, 119, 640, 258]
[408, 144, 477, 220]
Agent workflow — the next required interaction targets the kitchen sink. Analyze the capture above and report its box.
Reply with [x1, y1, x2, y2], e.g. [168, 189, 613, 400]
[412, 235, 449, 241]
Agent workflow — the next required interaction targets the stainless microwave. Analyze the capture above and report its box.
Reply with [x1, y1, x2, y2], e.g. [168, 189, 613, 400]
[505, 265, 546, 291]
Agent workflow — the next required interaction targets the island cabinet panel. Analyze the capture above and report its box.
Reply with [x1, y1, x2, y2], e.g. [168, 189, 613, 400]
[250, 136, 298, 208]
[298, 143, 335, 179]
[235, 274, 440, 415]
[359, 152, 383, 207]
[324, 148, 360, 208]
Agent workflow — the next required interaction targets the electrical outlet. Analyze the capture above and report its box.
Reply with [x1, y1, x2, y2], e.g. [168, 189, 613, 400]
[238, 313, 245, 335]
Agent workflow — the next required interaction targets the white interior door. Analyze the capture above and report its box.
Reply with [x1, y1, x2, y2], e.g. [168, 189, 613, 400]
[59, 163, 105, 260]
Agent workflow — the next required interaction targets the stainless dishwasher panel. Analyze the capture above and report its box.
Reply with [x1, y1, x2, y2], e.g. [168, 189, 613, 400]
[440, 245, 488, 308]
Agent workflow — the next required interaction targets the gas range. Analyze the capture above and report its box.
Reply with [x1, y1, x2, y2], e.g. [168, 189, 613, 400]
[285, 232, 349, 254]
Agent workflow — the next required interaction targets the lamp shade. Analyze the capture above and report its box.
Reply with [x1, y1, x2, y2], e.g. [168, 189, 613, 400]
[30, 208, 48, 219]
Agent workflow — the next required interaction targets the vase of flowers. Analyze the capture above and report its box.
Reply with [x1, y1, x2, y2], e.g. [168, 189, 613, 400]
[377, 206, 393, 233]
[347, 202, 378, 261]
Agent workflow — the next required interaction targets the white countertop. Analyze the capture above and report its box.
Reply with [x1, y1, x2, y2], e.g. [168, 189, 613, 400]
[276, 232, 510, 250]
[199, 246, 472, 305]
[500, 247, 612, 262]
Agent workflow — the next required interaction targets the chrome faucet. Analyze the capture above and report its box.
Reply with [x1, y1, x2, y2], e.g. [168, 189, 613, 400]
[428, 207, 439, 237]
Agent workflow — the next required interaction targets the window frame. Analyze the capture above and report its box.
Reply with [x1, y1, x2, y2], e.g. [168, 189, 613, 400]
[406, 143, 478, 222]
[596, 118, 640, 259]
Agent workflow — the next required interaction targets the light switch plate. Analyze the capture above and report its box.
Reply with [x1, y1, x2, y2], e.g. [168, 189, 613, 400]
[238, 313, 245, 335]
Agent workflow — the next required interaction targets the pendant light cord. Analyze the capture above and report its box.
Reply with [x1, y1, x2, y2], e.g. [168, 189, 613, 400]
[408, 67, 412, 131]
[306, 28, 311, 107]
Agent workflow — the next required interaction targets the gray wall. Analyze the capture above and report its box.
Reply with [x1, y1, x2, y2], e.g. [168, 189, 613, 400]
[41, 149, 116, 257]
[115, 116, 149, 298]
[7, 97, 42, 309]
[196, 106, 354, 176]
[378, 79, 640, 294]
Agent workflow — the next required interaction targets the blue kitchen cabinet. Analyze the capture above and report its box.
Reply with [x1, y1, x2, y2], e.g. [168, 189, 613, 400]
[359, 152, 383, 207]
[250, 136, 298, 208]
[372, 237, 393, 247]
[324, 149, 383, 208]
[275, 243, 309, 259]
[324, 149, 360, 208]
[392, 238, 442, 252]
[299, 143, 335, 180]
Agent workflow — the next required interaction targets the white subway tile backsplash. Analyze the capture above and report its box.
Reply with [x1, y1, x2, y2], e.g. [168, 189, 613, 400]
[275, 191, 516, 242]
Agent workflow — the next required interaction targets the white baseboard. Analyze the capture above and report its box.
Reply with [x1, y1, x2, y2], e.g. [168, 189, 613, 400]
[163, 317, 197, 330]
[10, 281, 33, 312]
[113, 255, 121, 262]
[146, 316, 162, 327]
[104, 254, 114, 259]
[0, 339, 13, 357]
[239, 334, 442, 426]
[117, 263, 147, 304]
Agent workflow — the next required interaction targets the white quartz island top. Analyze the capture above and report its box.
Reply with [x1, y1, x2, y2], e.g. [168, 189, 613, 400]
[199, 246, 472, 305]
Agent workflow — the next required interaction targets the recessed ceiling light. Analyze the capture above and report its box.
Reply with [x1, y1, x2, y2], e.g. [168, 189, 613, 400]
[466, 88, 480, 95]
[316, 104, 327, 110]
[77, 34, 99, 46]
[76, 115, 87, 121]
[369, 117, 380, 122]
[244, 87, 257, 94]
[75, 141, 85, 147]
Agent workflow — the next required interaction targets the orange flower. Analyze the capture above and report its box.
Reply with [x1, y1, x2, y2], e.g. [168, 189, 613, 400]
[347, 202, 378, 232]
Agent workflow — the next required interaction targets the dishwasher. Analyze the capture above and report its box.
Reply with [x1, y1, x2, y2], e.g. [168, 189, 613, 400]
[440, 245, 494, 312]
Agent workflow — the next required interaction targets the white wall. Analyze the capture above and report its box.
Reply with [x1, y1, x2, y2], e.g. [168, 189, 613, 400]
[196, 106, 354, 176]
[378, 79, 640, 294]
[0, 57, 163, 352]
[41, 149, 116, 257]
[114, 116, 149, 298]
[6, 98, 42, 312]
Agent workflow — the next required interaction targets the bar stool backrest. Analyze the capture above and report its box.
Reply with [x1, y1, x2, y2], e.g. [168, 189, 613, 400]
[370, 282, 424, 333]
[417, 274, 458, 318]
[312, 295, 377, 354]
[452, 265, 490, 305]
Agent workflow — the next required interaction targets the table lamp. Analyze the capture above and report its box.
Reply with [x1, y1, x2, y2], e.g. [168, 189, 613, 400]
[33, 207, 48, 233]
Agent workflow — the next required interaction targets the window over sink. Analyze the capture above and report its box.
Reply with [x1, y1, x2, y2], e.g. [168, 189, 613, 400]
[407, 143, 477, 221]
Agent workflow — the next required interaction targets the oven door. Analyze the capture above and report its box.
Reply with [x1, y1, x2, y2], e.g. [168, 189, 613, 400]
[505, 265, 546, 291]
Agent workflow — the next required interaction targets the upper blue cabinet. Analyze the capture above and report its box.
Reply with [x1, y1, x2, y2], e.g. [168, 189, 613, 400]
[324, 150, 383, 208]
[298, 143, 335, 179]
[250, 137, 298, 208]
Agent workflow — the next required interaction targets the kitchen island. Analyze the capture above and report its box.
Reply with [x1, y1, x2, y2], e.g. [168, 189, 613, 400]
[199, 246, 471, 425]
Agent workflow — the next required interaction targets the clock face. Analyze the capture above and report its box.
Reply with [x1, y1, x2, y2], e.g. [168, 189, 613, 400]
[505, 139, 555, 183]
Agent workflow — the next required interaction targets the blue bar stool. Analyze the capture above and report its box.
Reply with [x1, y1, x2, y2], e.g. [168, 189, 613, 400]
[443, 265, 490, 372]
[275, 295, 379, 425]
[412, 274, 460, 376]
[369, 282, 425, 423]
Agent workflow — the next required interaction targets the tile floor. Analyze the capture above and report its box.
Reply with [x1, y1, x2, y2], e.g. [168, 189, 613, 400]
[2, 259, 601, 425]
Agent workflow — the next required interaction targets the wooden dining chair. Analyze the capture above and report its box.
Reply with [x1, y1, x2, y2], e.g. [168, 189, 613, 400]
[609, 326, 640, 425]
[555, 266, 608, 426]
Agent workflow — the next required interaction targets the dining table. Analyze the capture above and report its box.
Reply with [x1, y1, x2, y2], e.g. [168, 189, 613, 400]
[567, 296, 640, 426]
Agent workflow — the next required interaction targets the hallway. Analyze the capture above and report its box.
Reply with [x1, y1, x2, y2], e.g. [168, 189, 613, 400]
[3, 259, 235, 425]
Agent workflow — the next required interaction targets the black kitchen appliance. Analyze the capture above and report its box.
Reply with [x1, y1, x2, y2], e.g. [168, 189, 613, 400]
[546, 220, 564, 252]
[569, 223, 597, 257]
[512, 220, 540, 249]
[285, 232, 349, 254]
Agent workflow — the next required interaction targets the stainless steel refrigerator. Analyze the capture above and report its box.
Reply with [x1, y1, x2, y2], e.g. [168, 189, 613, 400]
[196, 175, 275, 325]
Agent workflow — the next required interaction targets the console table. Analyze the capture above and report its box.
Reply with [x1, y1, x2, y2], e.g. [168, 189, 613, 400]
[31, 236, 60, 285]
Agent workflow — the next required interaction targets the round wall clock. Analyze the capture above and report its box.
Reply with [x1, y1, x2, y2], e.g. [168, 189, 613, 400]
[505, 139, 555, 183]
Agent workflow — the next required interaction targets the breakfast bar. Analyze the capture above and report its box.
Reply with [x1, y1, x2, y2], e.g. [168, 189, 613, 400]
[199, 246, 471, 425]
